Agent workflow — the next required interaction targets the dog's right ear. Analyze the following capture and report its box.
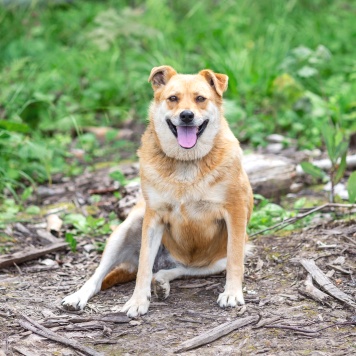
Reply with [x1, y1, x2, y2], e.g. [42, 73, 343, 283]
[148, 65, 177, 90]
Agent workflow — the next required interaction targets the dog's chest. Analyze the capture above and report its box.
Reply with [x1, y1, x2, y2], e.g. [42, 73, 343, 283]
[145, 175, 226, 221]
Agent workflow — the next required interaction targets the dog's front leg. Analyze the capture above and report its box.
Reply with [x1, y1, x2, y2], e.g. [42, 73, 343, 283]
[121, 209, 163, 317]
[218, 206, 247, 308]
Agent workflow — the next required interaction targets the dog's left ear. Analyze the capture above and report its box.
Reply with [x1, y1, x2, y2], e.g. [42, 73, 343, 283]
[199, 69, 229, 96]
[148, 65, 177, 90]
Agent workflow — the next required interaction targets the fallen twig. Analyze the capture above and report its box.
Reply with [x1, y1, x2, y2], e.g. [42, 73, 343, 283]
[327, 264, 353, 275]
[253, 316, 281, 329]
[178, 281, 214, 289]
[175, 315, 259, 353]
[300, 259, 356, 310]
[18, 313, 103, 356]
[264, 319, 356, 335]
[0, 242, 68, 269]
[264, 324, 318, 334]
[42, 313, 129, 328]
[298, 273, 331, 306]
[250, 203, 356, 237]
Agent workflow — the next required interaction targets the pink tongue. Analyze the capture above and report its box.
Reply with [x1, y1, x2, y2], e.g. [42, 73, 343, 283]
[177, 126, 198, 148]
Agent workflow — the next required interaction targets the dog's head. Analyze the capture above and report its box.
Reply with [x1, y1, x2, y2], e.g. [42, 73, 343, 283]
[148, 65, 228, 160]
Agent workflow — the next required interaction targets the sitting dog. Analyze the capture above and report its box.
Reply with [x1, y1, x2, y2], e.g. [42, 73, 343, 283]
[62, 66, 253, 317]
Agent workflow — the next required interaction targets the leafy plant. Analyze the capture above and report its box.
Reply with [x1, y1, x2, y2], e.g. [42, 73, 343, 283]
[1, 0, 356, 193]
[348, 172, 356, 204]
[301, 121, 349, 202]
[65, 232, 78, 252]
[64, 213, 111, 236]
[109, 170, 128, 186]
[62, 212, 119, 253]
[248, 195, 294, 235]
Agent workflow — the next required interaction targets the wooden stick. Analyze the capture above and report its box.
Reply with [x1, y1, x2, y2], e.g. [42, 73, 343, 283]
[175, 315, 259, 353]
[253, 316, 281, 329]
[18, 314, 103, 356]
[0, 242, 67, 269]
[298, 274, 331, 306]
[263, 324, 318, 334]
[300, 259, 356, 310]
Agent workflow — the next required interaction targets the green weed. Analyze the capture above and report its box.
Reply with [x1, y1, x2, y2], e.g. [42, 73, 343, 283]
[248, 195, 312, 236]
[1, 0, 355, 193]
[301, 120, 351, 202]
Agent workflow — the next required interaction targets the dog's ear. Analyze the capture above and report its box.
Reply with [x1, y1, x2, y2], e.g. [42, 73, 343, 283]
[199, 69, 229, 96]
[148, 65, 177, 89]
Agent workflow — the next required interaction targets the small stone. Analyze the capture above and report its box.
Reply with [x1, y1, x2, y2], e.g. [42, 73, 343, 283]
[323, 182, 348, 200]
[83, 244, 96, 253]
[37, 186, 66, 198]
[290, 182, 303, 193]
[265, 143, 284, 154]
[129, 320, 142, 326]
[267, 134, 287, 143]
[40, 259, 58, 267]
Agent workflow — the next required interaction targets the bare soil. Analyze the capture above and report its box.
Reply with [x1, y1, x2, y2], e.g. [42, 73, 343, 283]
[0, 166, 355, 355]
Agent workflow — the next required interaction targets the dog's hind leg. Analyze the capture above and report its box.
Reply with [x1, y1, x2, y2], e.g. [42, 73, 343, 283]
[153, 258, 227, 300]
[61, 202, 144, 311]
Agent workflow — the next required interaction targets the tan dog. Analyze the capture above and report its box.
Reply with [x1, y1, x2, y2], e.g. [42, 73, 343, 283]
[62, 66, 253, 317]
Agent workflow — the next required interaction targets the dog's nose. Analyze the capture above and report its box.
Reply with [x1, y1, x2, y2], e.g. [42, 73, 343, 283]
[180, 110, 194, 123]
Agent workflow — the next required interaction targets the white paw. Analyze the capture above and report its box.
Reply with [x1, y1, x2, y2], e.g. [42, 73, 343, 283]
[153, 277, 170, 300]
[61, 292, 89, 311]
[121, 293, 150, 317]
[217, 290, 245, 308]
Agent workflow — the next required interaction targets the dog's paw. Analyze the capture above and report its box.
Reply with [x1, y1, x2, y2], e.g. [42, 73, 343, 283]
[152, 277, 170, 300]
[61, 292, 88, 311]
[217, 290, 245, 308]
[121, 294, 150, 317]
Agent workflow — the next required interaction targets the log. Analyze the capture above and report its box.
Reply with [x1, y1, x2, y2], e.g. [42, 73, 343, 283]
[175, 315, 259, 353]
[299, 259, 356, 310]
[0, 242, 68, 269]
[242, 154, 296, 198]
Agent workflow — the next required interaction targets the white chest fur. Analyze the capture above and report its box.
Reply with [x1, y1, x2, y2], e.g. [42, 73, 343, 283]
[143, 162, 227, 220]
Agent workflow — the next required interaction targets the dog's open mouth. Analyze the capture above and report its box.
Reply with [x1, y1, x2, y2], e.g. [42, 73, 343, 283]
[166, 119, 209, 149]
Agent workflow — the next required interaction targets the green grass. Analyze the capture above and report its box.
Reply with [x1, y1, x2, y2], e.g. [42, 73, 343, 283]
[0, 0, 355, 192]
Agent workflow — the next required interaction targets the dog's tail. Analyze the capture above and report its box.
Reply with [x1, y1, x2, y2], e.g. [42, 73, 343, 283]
[101, 263, 137, 290]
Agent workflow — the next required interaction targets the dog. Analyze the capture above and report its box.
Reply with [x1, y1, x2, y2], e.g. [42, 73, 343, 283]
[62, 66, 253, 317]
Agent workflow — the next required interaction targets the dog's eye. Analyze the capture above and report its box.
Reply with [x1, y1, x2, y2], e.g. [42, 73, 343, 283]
[168, 96, 178, 102]
[196, 96, 206, 103]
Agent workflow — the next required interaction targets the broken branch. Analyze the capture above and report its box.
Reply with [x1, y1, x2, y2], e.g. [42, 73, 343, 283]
[300, 259, 356, 310]
[298, 274, 331, 306]
[175, 315, 259, 353]
[0, 242, 68, 269]
[18, 314, 103, 356]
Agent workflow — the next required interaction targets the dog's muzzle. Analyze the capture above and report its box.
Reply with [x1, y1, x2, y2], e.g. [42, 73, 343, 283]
[166, 119, 209, 149]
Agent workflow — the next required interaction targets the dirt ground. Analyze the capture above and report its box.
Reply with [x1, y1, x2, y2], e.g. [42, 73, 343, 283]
[1, 222, 355, 355]
[0, 166, 355, 355]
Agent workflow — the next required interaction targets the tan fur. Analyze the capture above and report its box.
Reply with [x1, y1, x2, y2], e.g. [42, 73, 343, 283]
[101, 265, 137, 290]
[103, 67, 252, 287]
[62, 66, 253, 316]
[139, 68, 252, 267]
